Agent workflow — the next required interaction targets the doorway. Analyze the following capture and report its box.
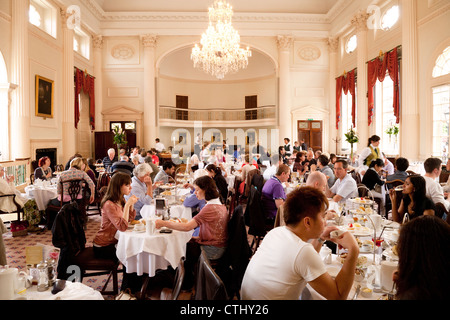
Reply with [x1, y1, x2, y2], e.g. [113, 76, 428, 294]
[297, 120, 323, 153]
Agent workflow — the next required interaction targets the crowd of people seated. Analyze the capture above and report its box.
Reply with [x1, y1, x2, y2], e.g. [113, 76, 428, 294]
[3, 133, 448, 301]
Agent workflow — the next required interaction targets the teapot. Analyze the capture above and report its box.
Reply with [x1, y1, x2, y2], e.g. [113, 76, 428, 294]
[0, 265, 29, 300]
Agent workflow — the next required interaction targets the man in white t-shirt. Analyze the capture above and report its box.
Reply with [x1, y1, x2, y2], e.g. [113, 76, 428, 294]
[154, 138, 165, 153]
[423, 157, 450, 211]
[241, 187, 359, 300]
[325, 159, 358, 203]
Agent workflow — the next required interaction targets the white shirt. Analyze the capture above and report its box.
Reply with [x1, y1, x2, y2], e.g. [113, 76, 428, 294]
[241, 226, 326, 300]
[155, 142, 165, 152]
[423, 175, 450, 210]
[330, 174, 358, 202]
[263, 165, 277, 181]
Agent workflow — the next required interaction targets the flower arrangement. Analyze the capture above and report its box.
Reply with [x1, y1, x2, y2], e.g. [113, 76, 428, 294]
[112, 125, 127, 145]
[344, 126, 359, 159]
[385, 124, 399, 137]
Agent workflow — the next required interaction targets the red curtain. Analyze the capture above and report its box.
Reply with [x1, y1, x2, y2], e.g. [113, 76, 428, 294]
[74, 68, 95, 130]
[367, 47, 399, 125]
[335, 69, 356, 130]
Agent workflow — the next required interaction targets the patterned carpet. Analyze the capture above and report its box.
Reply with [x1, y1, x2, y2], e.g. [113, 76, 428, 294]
[2, 209, 120, 299]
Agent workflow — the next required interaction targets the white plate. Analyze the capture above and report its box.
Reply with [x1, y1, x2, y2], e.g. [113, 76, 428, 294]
[133, 229, 146, 233]
[359, 247, 373, 253]
[349, 198, 374, 205]
[159, 184, 176, 189]
[347, 227, 374, 237]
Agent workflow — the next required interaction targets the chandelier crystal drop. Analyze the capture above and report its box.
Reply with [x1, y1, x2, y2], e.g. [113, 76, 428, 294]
[191, 0, 252, 80]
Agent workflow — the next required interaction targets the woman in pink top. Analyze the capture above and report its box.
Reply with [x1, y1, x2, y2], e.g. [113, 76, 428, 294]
[93, 172, 139, 293]
[156, 175, 228, 259]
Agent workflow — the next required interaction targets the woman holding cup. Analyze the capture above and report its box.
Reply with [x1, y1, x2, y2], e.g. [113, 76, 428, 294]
[92, 172, 140, 293]
[388, 175, 435, 223]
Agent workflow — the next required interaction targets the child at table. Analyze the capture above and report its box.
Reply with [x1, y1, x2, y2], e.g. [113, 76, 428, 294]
[92, 172, 140, 293]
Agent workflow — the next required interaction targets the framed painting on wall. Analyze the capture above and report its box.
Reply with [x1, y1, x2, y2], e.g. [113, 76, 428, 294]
[35, 75, 54, 118]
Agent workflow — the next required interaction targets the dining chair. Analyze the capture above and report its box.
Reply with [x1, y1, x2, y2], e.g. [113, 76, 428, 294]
[45, 179, 88, 229]
[434, 202, 449, 220]
[194, 248, 229, 300]
[52, 201, 121, 296]
[158, 257, 186, 300]
[0, 194, 23, 222]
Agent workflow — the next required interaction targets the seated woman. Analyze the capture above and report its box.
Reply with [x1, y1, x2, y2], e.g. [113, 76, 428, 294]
[156, 175, 228, 260]
[388, 174, 435, 223]
[92, 172, 140, 293]
[362, 158, 386, 216]
[34, 156, 53, 181]
[49, 157, 95, 206]
[292, 151, 307, 174]
[205, 164, 228, 204]
[394, 215, 450, 300]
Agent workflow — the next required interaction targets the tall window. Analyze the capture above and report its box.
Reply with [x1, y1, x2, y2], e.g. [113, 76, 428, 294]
[375, 75, 398, 155]
[432, 85, 450, 158]
[29, 0, 57, 38]
[432, 46, 450, 159]
[341, 90, 356, 152]
[345, 35, 357, 54]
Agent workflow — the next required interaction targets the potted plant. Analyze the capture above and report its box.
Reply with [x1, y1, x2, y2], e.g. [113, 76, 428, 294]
[112, 125, 127, 151]
[344, 126, 359, 161]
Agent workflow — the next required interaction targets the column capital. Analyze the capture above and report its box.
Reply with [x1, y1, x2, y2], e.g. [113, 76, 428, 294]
[277, 35, 293, 51]
[327, 36, 339, 53]
[141, 34, 157, 48]
[92, 35, 103, 49]
[351, 10, 370, 33]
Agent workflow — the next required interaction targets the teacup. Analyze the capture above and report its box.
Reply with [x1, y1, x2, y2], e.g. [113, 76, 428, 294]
[362, 243, 372, 252]
[134, 223, 145, 232]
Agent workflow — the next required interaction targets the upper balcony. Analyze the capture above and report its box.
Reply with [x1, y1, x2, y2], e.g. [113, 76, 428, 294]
[158, 105, 277, 128]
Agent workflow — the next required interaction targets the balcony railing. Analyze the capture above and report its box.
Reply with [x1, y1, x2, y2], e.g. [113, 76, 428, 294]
[159, 105, 276, 122]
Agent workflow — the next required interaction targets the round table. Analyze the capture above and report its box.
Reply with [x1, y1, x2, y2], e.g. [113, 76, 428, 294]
[24, 185, 58, 211]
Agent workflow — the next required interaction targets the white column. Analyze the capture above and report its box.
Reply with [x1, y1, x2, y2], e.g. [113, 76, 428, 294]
[61, 8, 76, 161]
[93, 35, 103, 131]
[401, 0, 420, 161]
[351, 11, 370, 154]
[328, 37, 339, 154]
[277, 35, 293, 145]
[10, 0, 30, 160]
[142, 34, 157, 148]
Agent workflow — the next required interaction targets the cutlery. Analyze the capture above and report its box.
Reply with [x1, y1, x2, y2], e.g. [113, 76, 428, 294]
[352, 285, 361, 300]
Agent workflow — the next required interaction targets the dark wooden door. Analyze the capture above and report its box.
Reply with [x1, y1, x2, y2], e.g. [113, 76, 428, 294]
[297, 120, 323, 152]
[95, 131, 114, 161]
[176, 95, 189, 120]
[245, 95, 257, 120]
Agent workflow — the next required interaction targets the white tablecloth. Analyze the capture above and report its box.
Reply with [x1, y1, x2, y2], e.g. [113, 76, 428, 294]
[115, 228, 193, 276]
[305, 253, 388, 300]
[140, 204, 192, 220]
[15, 281, 104, 300]
[24, 185, 58, 211]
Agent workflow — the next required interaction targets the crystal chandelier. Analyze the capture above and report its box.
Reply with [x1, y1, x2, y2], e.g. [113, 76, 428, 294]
[191, 0, 251, 80]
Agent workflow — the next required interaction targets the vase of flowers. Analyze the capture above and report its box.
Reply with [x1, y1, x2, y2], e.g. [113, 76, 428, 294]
[344, 126, 359, 161]
[112, 125, 127, 152]
[385, 124, 399, 144]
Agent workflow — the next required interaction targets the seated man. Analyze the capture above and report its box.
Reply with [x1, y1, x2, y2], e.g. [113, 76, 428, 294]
[305, 171, 328, 192]
[241, 186, 359, 300]
[325, 159, 358, 203]
[154, 161, 176, 196]
[386, 157, 409, 184]
[125, 163, 159, 220]
[154, 138, 165, 153]
[111, 155, 135, 176]
[302, 150, 317, 171]
[316, 154, 335, 188]
[102, 148, 118, 171]
[261, 164, 290, 224]
[423, 157, 449, 213]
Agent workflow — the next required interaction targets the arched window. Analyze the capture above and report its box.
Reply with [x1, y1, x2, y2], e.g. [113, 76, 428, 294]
[346, 35, 357, 54]
[431, 46, 450, 158]
[432, 46, 450, 78]
[381, 5, 399, 30]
